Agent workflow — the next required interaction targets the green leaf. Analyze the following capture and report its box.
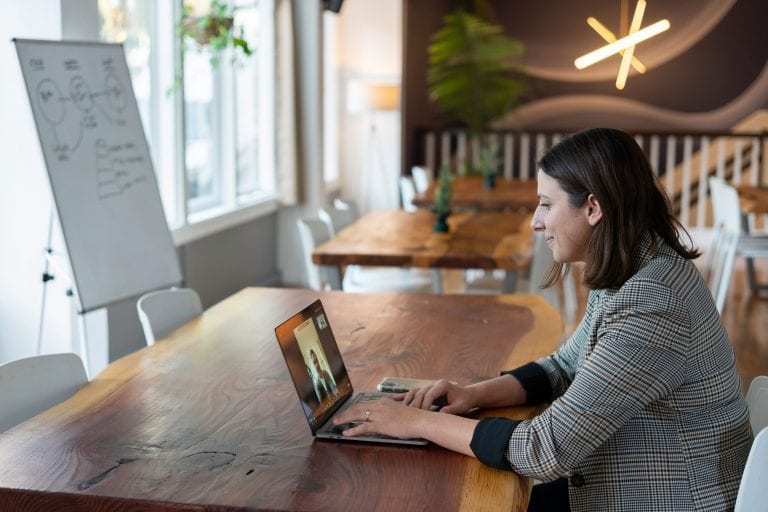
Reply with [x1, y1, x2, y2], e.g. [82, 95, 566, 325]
[178, 0, 253, 67]
[427, 10, 526, 133]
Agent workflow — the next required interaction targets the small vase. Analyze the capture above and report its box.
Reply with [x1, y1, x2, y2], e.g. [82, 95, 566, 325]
[484, 173, 496, 189]
[433, 211, 450, 233]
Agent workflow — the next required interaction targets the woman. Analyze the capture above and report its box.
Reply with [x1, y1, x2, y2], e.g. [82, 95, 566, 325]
[334, 128, 752, 511]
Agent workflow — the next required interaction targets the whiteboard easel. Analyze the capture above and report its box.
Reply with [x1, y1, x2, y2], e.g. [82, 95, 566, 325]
[15, 39, 182, 370]
[14, 38, 182, 315]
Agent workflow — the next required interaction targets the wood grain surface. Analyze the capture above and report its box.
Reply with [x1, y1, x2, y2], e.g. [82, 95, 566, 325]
[0, 288, 562, 512]
[312, 209, 534, 271]
[412, 176, 539, 212]
[736, 184, 768, 215]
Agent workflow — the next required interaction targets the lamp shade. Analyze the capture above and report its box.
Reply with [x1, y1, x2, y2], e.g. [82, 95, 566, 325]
[347, 80, 400, 113]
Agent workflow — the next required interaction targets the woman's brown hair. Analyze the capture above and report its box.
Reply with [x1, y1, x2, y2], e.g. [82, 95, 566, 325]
[539, 127, 700, 290]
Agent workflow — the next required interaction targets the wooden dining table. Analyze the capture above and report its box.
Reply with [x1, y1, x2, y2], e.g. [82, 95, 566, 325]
[0, 287, 563, 512]
[736, 184, 768, 215]
[312, 209, 534, 293]
[412, 175, 539, 212]
[733, 184, 768, 293]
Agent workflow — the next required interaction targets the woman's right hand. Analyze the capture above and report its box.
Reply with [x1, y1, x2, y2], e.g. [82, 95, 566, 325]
[398, 379, 477, 415]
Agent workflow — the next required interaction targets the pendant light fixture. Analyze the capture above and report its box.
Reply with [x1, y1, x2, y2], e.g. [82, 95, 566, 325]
[574, 0, 670, 90]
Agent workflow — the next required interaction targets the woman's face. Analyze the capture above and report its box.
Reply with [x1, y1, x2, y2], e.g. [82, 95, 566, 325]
[531, 170, 600, 264]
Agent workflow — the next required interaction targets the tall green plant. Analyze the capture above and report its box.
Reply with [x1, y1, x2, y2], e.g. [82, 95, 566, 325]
[427, 10, 525, 134]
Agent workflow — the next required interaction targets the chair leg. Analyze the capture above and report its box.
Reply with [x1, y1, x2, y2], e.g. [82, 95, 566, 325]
[502, 271, 518, 293]
[323, 266, 343, 290]
[431, 269, 443, 293]
[745, 257, 759, 294]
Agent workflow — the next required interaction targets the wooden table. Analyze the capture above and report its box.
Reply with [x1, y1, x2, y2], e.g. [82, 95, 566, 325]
[0, 287, 563, 512]
[412, 176, 539, 212]
[313, 209, 534, 293]
[734, 185, 768, 292]
[736, 184, 768, 215]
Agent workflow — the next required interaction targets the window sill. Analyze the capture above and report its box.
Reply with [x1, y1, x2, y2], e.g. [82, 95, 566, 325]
[171, 194, 280, 246]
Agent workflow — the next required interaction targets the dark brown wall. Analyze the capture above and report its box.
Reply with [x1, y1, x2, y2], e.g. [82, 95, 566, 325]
[402, 0, 768, 172]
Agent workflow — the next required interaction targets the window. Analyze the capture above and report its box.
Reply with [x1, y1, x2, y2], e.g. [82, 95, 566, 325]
[98, 0, 277, 240]
[99, 0, 152, 143]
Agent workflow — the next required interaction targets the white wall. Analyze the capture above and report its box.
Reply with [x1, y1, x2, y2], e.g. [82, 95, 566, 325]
[336, 0, 402, 212]
[0, 2, 75, 366]
[0, 1, 122, 375]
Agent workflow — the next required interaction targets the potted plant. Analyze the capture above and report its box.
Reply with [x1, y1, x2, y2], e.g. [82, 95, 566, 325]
[179, 0, 253, 68]
[427, 3, 525, 187]
[478, 141, 501, 189]
[433, 164, 454, 233]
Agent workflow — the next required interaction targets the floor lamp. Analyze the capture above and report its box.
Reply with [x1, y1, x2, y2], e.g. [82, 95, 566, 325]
[347, 80, 400, 212]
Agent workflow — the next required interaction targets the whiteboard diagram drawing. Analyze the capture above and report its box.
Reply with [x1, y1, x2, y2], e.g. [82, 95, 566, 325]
[14, 38, 182, 313]
[35, 71, 145, 199]
[95, 138, 147, 199]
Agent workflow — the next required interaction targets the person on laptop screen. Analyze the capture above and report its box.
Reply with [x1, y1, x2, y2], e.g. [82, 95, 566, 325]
[333, 128, 752, 512]
[309, 349, 338, 403]
[294, 316, 339, 411]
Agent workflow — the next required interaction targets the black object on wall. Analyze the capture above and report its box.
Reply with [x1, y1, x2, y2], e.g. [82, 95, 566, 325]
[324, 0, 344, 13]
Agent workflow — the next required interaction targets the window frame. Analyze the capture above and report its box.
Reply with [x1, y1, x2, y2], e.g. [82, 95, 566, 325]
[99, 0, 279, 246]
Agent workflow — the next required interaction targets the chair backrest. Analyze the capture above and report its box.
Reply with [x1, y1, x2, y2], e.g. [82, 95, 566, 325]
[707, 177, 741, 313]
[746, 375, 768, 435]
[399, 176, 417, 212]
[734, 426, 768, 512]
[297, 218, 333, 291]
[333, 197, 360, 219]
[0, 353, 88, 432]
[318, 204, 358, 236]
[707, 228, 739, 314]
[136, 287, 203, 346]
[411, 165, 432, 193]
[709, 176, 727, 230]
[713, 178, 745, 233]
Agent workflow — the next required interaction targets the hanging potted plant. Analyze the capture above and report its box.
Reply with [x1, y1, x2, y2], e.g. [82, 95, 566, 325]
[179, 0, 253, 68]
[427, 3, 525, 188]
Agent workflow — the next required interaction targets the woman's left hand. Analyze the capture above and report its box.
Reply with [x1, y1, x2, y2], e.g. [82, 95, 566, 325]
[332, 396, 431, 440]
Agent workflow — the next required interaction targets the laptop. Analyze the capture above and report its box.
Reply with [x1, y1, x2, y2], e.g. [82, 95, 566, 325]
[274, 299, 427, 446]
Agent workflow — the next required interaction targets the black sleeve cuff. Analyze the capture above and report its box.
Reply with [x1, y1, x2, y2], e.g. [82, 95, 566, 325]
[501, 361, 553, 404]
[470, 417, 521, 470]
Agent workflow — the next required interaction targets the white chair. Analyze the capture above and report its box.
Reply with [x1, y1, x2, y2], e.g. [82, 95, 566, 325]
[706, 228, 739, 314]
[0, 353, 88, 433]
[465, 231, 578, 326]
[297, 218, 339, 291]
[746, 375, 768, 435]
[137, 287, 203, 346]
[399, 176, 418, 212]
[707, 177, 766, 313]
[297, 217, 434, 293]
[318, 204, 358, 236]
[333, 197, 360, 219]
[734, 426, 768, 512]
[411, 165, 432, 194]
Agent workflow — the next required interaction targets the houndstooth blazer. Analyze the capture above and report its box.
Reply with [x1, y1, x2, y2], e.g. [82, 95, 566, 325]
[471, 235, 753, 511]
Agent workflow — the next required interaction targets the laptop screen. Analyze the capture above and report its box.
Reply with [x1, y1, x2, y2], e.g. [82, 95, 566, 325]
[274, 300, 353, 432]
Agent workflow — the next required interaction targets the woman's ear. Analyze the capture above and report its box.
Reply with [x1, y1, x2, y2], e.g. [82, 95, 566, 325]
[586, 194, 603, 226]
